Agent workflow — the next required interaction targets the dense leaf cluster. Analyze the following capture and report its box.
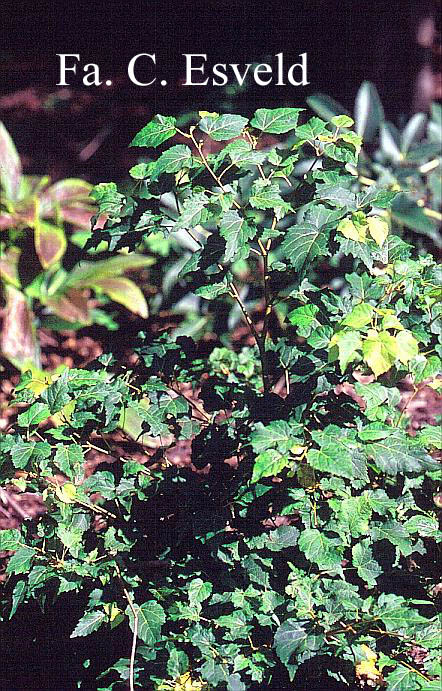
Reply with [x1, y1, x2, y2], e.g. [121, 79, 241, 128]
[1, 107, 441, 690]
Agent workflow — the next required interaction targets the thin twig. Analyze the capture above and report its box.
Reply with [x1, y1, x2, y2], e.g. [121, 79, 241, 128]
[189, 131, 241, 209]
[168, 383, 211, 422]
[115, 563, 138, 691]
[284, 368, 290, 396]
[259, 236, 273, 345]
[396, 385, 420, 427]
[228, 281, 270, 392]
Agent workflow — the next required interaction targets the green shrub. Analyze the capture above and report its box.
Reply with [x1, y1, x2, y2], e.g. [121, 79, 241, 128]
[1, 108, 441, 690]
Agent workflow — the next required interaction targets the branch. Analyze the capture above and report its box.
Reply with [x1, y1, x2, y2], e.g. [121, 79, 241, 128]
[228, 281, 270, 393]
[115, 563, 138, 691]
[189, 131, 241, 210]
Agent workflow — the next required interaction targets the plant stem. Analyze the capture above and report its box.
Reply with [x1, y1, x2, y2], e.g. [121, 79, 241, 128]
[396, 385, 419, 427]
[188, 126, 272, 392]
[168, 382, 211, 422]
[189, 131, 241, 210]
[115, 563, 138, 691]
[228, 281, 270, 393]
[259, 236, 273, 345]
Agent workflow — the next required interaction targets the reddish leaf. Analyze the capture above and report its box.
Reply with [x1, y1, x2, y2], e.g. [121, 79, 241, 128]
[0, 285, 40, 368]
[55, 206, 95, 229]
[46, 289, 91, 323]
[0, 213, 13, 230]
[40, 179, 94, 229]
[43, 179, 92, 204]
[0, 246, 21, 287]
[0, 121, 22, 201]
[34, 221, 67, 268]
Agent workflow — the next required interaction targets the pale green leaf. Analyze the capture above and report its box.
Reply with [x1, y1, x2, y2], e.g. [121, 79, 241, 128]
[0, 529, 21, 551]
[251, 108, 303, 134]
[295, 117, 328, 140]
[127, 600, 166, 645]
[188, 578, 213, 606]
[395, 330, 419, 365]
[219, 210, 256, 263]
[331, 115, 354, 128]
[251, 449, 291, 483]
[199, 114, 248, 141]
[352, 539, 382, 586]
[70, 610, 106, 638]
[328, 329, 362, 372]
[342, 303, 374, 329]
[131, 115, 177, 148]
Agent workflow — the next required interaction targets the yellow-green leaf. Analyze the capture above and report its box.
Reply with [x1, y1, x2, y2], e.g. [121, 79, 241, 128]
[56, 482, 77, 504]
[337, 217, 366, 243]
[381, 313, 404, 331]
[337, 218, 359, 242]
[366, 217, 389, 247]
[342, 303, 374, 329]
[362, 329, 398, 377]
[395, 330, 419, 365]
[198, 110, 218, 118]
[92, 277, 148, 319]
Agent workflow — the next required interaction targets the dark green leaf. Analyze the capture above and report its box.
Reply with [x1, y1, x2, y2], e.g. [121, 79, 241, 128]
[274, 619, 308, 664]
[151, 144, 192, 181]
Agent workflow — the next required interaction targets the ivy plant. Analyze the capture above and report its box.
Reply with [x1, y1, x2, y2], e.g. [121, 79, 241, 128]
[1, 108, 441, 690]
